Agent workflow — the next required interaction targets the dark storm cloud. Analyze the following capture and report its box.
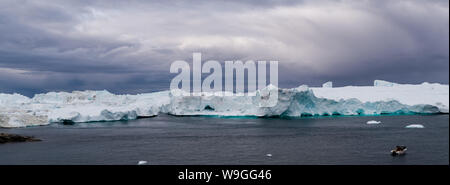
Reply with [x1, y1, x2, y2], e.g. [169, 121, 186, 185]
[0, 0, 448, 96]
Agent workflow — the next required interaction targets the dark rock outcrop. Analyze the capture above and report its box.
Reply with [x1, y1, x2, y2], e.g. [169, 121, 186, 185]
[0, 133, 41, 144]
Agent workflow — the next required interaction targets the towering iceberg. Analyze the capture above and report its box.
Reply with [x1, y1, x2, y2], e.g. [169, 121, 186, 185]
[0, 80, 448, 128]
[166, 84, 442, 117]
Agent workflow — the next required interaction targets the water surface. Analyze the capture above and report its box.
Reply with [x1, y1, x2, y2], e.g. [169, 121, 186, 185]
[0, 114, 448, 165]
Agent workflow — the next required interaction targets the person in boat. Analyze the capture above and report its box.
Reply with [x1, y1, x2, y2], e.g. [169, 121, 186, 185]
[391, 146, 407, 156]
[395, 146, 407, 151]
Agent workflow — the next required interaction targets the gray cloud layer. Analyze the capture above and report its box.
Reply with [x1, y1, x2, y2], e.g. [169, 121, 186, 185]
[0, 0, 448, 96]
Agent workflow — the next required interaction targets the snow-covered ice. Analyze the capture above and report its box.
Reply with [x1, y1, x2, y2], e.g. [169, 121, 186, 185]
[405, 124, 425, 128]
[366, 120, 381, 124]
[0, 80, 448, 127]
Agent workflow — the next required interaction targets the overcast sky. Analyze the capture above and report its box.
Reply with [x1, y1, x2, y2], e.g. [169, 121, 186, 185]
[0, 0, 448, 96]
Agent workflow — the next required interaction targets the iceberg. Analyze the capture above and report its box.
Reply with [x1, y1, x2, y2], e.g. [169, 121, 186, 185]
[0, 80, 448, 128]
[374, 80, 398, 87]
[322, 81, 333, 88]
[0, 90, 170, 127]
[311, 80, 448, 113]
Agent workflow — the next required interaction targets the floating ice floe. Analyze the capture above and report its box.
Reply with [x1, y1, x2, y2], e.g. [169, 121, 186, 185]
[366, 120, 381, 124]
[137, 161, 147, 165]
[0, 80, 448, 128]
[405, 124, 425, 128]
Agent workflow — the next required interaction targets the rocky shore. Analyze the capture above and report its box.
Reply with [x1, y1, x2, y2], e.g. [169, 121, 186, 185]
[0, 133, 41, 144]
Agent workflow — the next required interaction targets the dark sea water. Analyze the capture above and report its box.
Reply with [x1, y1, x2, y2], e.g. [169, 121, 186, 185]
[0, 114, 448, 165]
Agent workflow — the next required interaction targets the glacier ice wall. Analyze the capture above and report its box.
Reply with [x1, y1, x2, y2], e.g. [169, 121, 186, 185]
[0, 80, 448, 127]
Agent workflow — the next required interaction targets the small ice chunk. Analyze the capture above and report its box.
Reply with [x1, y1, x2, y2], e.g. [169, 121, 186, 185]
[405, 124, 424, 128]
[266, 154, 272, 157]
[366, 120, 381, 124]
[322, 81, 333, 88]
[137, 161, 148, 165]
